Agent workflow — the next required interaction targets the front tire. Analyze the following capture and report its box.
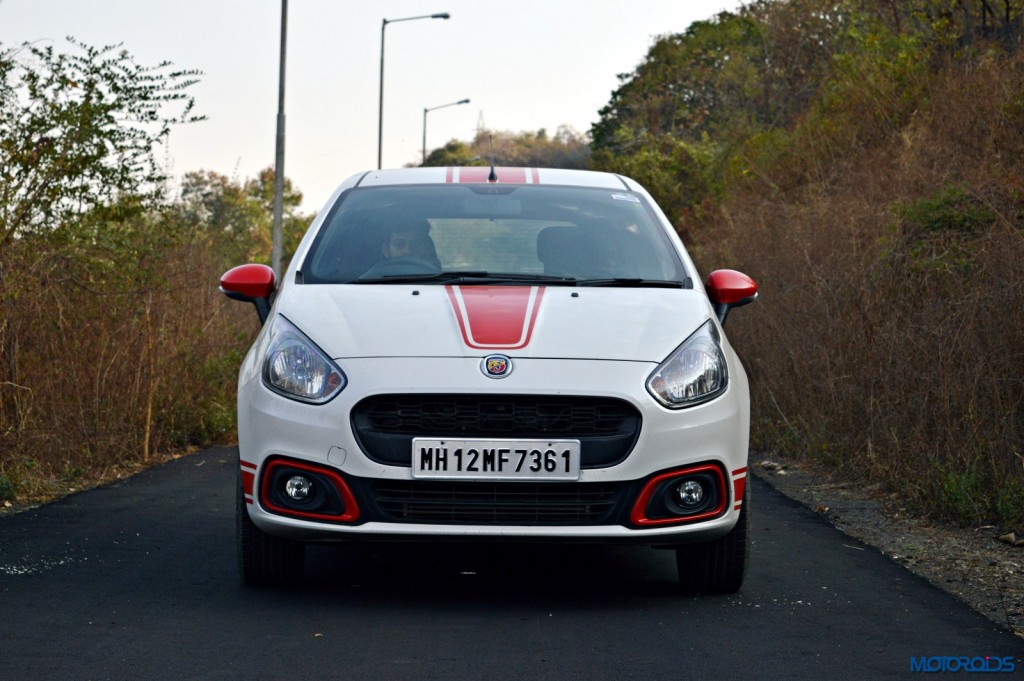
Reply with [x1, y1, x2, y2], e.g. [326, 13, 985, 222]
[236, 469, 305, 586]
[676, 485, 749, 593]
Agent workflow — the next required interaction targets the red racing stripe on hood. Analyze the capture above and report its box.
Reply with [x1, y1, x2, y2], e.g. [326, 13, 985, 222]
[446, 285, 544, 349]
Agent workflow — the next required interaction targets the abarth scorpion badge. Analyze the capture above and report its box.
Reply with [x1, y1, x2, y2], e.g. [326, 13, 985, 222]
[481, 354, 512, 378]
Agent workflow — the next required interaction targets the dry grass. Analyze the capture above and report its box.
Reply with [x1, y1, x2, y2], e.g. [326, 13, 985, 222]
[697, 50, 1024, 528]
[0, 238, 256, 506]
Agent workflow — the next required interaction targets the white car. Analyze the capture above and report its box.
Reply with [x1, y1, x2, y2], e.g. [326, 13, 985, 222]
[220, 166, 758, 590]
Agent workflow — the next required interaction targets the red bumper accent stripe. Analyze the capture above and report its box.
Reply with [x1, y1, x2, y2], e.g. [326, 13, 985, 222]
[732, 468, 748, 511]
[240, 461, 257, 505]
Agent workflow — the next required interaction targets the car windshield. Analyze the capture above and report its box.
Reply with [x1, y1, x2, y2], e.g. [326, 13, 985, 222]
[300, 184, 689, 285]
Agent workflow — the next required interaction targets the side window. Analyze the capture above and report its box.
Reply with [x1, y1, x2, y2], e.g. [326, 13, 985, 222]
[306, 215, 381, 282]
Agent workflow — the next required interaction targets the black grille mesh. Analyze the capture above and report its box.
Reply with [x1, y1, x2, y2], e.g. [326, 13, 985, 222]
[359, 395, 630, 435]
[351, 394, 641, 468]
[370, 480, 624, 525]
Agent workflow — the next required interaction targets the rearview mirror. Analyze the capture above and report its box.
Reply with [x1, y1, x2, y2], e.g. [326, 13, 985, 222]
[220, 264, 276, 325]
[705, 269, 758, 325]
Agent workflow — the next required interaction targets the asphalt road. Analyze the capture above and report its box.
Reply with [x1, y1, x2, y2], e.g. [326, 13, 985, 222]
[1, 446, 1021, 680]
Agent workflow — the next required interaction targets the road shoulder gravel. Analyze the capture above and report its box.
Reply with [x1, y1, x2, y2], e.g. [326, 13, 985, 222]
[753, 456, 1023, 639]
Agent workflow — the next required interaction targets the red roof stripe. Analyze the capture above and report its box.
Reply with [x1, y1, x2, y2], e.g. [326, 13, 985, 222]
[442, 167, 541, 184]
[453, 167, 529, 184]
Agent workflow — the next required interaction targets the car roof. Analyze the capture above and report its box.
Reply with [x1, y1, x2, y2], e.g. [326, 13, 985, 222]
[353, 166, 637, 190]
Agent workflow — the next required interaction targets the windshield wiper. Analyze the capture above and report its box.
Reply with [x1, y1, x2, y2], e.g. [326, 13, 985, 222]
[354, 271, 579, 285]
[350, 271, 482, 284]
[575, 278, 687, 289]
[352, 272, 687, 287]
[460, 273, 578, 285]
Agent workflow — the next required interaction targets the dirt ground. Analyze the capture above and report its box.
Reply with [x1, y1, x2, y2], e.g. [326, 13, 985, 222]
[753, 456, 1024, 639]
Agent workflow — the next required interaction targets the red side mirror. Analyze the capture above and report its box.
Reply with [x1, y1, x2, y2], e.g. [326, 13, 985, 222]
[705, 269, 758, 324]
[220, 264, 276, 324]
[220, 264, 276, 299]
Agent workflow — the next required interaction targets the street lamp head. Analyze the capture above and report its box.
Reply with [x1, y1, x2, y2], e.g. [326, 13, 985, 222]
[385, 13, 450, 26]
[423, 98, 471, 164]
[380, 11, 453, 169]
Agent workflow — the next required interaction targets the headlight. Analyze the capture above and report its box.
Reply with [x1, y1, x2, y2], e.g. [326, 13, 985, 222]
[646, 320, 728, 408]
[262, 315, 347, 404]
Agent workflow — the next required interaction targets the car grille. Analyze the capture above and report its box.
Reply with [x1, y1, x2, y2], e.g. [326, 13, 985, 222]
[351, 394, 641, 468]
[369, 480, 625, 525]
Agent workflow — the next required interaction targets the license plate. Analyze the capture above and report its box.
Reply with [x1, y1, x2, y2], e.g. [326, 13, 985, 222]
[412, 438, 581, 481]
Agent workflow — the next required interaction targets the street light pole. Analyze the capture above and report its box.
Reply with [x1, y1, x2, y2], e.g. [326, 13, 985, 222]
[271, 0, 287, 276]
[377, 12, 450, 170]
[422, 99, 470, 165]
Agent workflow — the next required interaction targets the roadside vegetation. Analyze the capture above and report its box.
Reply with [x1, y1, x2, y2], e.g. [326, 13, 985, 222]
[589, 0, 1024, 529]
[0, 40, 310, 504]
[420, 126, 590, 169]
[2, 0, 1022, 531]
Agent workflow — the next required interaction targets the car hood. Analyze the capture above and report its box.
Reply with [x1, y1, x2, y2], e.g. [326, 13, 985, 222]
[275, 284, 712, 363]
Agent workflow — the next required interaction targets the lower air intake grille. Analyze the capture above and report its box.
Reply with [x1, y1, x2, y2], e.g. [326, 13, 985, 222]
[370, 480, 624, 525]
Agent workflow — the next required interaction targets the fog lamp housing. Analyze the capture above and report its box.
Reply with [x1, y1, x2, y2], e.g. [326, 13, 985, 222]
[630, 464, 727, 526]
[260, 458, 360, 523]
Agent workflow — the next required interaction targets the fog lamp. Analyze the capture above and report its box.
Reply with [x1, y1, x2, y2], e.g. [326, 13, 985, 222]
[285, 475, 314, 501]
[677, 479, 705, 507]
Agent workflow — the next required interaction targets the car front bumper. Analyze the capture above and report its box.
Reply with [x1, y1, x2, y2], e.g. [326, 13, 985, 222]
[238, 356, 749, 545]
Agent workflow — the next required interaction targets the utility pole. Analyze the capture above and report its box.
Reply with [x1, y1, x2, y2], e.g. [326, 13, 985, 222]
[272, 0, 288, 276]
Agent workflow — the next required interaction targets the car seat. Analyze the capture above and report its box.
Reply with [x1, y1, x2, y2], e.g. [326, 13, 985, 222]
[536, 225, 608, 278]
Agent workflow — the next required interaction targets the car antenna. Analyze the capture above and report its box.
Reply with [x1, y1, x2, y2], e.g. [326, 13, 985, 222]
[487, 134, 498, 182]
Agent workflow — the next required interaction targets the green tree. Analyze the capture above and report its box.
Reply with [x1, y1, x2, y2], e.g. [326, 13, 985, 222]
[591, 11, 768, 153]
[588, 0, 943, 229]
[588, 10, 772, 227]
[0, 38, 317, 507]
[0, 38, 203, 249]
[422, 139, 485, 167]
[244, 167, 312, 264]
[421, 126, 590, 169]
[172, 167, 311, 266]
[0, 38, 202, 442]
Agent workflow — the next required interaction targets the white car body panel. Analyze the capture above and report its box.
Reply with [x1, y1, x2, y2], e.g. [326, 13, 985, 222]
[238, 352, 749, 541]
[277, 285, 713, 362]
[234, 167, 752, 547]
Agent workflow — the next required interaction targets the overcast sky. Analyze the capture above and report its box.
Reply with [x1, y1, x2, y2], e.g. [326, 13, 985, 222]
[1, 0, 741, 211]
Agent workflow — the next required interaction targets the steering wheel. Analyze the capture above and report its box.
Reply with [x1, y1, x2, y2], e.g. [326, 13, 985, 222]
[359, 256, 442, 279]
